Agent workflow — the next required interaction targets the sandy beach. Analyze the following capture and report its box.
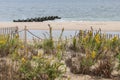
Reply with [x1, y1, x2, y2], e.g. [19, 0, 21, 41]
[0, 21, 120, 31]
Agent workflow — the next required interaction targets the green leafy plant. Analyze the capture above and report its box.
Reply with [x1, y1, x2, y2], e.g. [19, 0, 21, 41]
[42, 24, 65, 55]
[0, 34, 20, 57]
[19, 55, 66, 80]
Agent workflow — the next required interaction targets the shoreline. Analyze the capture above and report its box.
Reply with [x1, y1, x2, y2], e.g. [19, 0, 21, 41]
[0, 21, 120, 31]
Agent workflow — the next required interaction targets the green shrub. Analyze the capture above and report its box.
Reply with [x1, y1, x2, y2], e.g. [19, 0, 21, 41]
[19, 55, 66, 80]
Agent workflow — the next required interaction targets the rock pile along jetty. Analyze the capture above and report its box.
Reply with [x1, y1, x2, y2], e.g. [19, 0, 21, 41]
[13, 16, 61, 22]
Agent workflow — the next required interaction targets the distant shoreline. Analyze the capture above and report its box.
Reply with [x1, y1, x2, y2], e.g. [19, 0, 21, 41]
[0, 21, 120, 31]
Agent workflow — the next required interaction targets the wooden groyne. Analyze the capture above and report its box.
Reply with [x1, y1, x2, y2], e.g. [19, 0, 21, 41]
[13, 16, 61, 22]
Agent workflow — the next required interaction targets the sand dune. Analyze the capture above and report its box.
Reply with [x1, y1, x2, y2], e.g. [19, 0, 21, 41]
[0, 21, 120, 31]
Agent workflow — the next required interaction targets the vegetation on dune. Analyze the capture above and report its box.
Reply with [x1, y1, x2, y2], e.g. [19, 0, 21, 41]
[0, 27, 67, 80]
[19, 55, 66, 80]
[0, 34, 21, 58]
[66, 28, 120, 79]
[1, 26, 120, 80]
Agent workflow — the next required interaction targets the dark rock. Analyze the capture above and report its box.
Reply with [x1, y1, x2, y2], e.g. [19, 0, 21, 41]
[13, 20, 16, 22]
[13, 16, 61, 22]
[30, 18, 34, 22]
[17, 19, 21, 22]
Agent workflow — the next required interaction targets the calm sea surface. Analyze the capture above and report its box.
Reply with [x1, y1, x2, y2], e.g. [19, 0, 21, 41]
[0, 0, 120, 21]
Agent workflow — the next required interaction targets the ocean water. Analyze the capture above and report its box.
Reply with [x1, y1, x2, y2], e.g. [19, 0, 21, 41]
[0, 0, 120, 21]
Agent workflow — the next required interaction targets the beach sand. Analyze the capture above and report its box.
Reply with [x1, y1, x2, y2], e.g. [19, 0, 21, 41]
[0, 21, 120, 31]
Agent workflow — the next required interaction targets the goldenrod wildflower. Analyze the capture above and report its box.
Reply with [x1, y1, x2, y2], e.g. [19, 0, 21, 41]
[91, 51, 96, 59]
[112, 36, 118, 42]
[85, 35, 89, 41]
[0, 40, 6, 44]
[21, 58, 26, 63]
[95, 34, 100, 44]
[32, 56, 38, 59]
[83, 38, 86, 42]
[57, 43, 61, 50]
[103, 46, 107, 50]
[21, 45, 24, 48]
[15, 34, 19, 38]
[89, 31, 93, 36]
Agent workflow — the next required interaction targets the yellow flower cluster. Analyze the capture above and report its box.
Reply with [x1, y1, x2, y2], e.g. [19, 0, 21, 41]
[95, 34, 100, 44]
[21, 45, 24, 48]
[57, 43, 61, 50]
[0, 40, 6, 44]
[103, 46, 107, 50]
[112, 36, 118, 42]
[21, 57, 26, 63]
[89, 31, 93, 36]
[0, 35, 7, 44]
[91, 51, 96, 59]
[32, 56, 38, 59]
[15, 34, 19, 38]
[83, 35, 89, 42]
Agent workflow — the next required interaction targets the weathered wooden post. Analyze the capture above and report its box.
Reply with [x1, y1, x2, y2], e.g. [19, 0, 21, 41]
[15, 27, 18, 35]
[24, 26, 27, 56]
